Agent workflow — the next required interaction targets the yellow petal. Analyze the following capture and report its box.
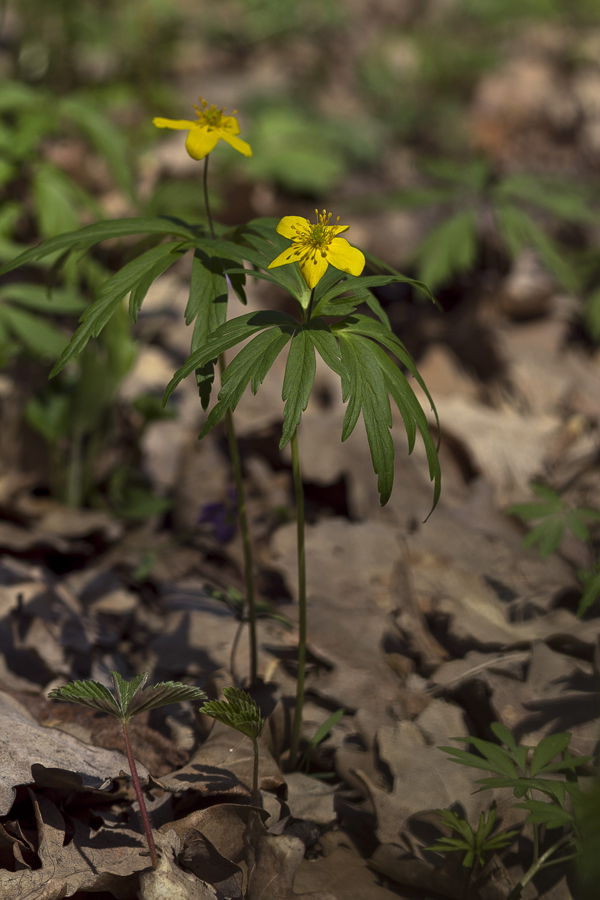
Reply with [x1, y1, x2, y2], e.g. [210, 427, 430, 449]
[219, 131, 252, 157]
[268, 245, 304, 269]
[220, 116, 241, 136]
[153, 117, 196, 131]
[276, 216, 309, 239]
[325, 238, 365, 277]
[331, 223, 350, 236]
[185, 125, 220, 160]
[299, 250, 329, 290]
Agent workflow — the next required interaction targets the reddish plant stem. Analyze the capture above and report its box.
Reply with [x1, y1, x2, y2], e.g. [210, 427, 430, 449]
[121, 719, 158, 869]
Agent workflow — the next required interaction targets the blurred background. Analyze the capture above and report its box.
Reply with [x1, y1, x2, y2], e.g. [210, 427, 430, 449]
[1, 0, 600, 516]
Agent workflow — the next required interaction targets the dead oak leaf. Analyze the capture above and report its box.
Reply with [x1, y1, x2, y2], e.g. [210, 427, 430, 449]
[0, 791, 148, 900]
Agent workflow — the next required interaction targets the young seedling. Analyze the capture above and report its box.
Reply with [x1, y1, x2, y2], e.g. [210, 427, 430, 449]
[201, 687, 264, 806]
[435, 722, 591, 897]
[49, 671, 207, 869]
[426, 804, 519, 893]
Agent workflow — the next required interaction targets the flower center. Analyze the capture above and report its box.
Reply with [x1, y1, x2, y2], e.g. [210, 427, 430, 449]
[194, 97, 235, 130]
[292, 210, 340, 255]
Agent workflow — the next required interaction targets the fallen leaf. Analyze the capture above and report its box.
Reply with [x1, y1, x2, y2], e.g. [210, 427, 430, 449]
[0, 689, 148, 815]
[0, 791, 147, 899]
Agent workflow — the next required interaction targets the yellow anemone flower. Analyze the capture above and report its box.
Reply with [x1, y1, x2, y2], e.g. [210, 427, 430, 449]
[268, 210, 365, 290]
[153, 97, 252, 160]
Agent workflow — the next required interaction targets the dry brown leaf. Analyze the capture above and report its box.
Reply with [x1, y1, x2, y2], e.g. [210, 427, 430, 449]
[0, 689, 148, 815]
[0, 791, 147, 900]
[248, 830, 337, 900]
[356, 722, 490, 844]
[159, 721, 284, 799]
[139, 829, 218, 900]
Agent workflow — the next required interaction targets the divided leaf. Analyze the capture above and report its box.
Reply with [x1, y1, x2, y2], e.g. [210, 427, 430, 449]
[49, 671, 207, 722]
[201, 687, 264, 740]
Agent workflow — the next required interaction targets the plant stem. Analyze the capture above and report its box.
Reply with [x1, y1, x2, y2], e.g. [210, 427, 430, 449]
[202, 154, 258, 685]
[251, 736, 260, 807]
[230, 617, 244, 686]
[305, 288, 316, 322]
[203, 155, 216, 240]
[220, 354, 258, 685]
[289, 427, 306, 768]
[121, 719, 158, 869]
[508, 834, 573, 899]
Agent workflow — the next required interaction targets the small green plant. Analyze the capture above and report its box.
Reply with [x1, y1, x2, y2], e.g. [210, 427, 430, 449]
[386, 158, 595, 292]
[427, 804, 518, 874]
[201, 687, 264, 806]
[432, 722, 591, 897]
[300, 707, 345, 775]
[205, 583, 292, 685]
[49, 672, 207, 869]
[508, 483, 600, 616]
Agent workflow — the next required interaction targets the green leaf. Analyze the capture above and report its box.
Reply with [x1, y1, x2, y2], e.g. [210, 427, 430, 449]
[122, 677, 207, 718]
[309, 708, 345, 749]
[129, 242, 189, 322]
[0, 283, 86, 313]
[333, 314, 441, 512]
[494, 174, 597, 225]
[0, 305, 67, 359]
[567, 510, 591, 543]
[440, 739, 518, 778]
[48, 679, 121, 718]
[32, 164, 84, 240]
[514, 799, 575, 829]
[490, 722, 519, 755]
[522, 518, 564, 558]
[415, 209, 478, 291]
[50, 241, 191, 376]
[530, 733, 572, 777]
[200, 326, 293, 438]
[0, 217, 198, 278]
[280, 328, 317, 448]
[59, 97, 134, 197]
[25, 395, 70, 443]
[495, 204, 579, 293]
[337, 331, 395, 505]
[578, 571, 600, 618]
[201, 687, 263, 739]
[164, 310, 297, 403]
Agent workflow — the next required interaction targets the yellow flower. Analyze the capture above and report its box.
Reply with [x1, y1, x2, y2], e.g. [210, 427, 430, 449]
[153, 97, 252, 160]
[268, 210, 365, 290]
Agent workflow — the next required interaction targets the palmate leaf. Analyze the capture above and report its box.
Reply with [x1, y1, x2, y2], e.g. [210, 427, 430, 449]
[414, 208, 479, 291]
[280, 328, 317, 448]
[163, 310, 297, 402]
[200, 326, 294, 437]
[337, 332, 395, 505]
[333, 314, 440, 510]
[493, 174, 597, 225]
[49, 671, 206, 722]
[201, 687, 263, 739]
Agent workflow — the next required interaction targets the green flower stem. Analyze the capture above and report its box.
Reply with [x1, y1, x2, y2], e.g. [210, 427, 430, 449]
[121, 719, 158, 869]
[220, 353, 258, 686]
[251, 735, 260, 807]
[202, 154, 258, 686]
[289, 427, 306, 768]
[203, 154, 216, 240]
[305, 288, 316, 322]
